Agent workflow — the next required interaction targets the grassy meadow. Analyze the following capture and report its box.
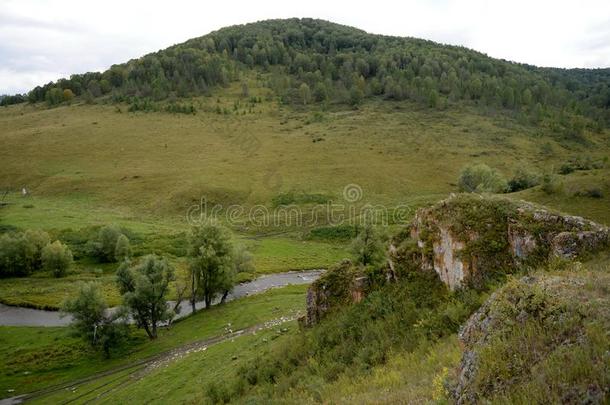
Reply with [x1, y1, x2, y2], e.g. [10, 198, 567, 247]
[0, 284, 307, 397]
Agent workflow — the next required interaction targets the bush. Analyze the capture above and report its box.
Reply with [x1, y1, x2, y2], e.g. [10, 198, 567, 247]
[540, 173, 562, 195]
[88, 225, 129, 262]
[114, 234, 131, 262]
[559, 155, 605, 174]
[235, 272, 255, 284]
[351, 225, 384, 267]
[574, 187, 604, 199]
[507, 169, 540, 192]
[0, 230, 50, 277]
[165, 102, 196, 114]
[307, 225, 358, 241]
[42, 240, 73, 277]
[62, 282, 129, 357]
[458, 164, 508, 193]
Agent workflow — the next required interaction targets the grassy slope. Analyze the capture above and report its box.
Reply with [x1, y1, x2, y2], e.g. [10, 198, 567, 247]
[61, 255, 609, 405]
[2, 82, 608, 214]
[34, 327, 298, 404]
[0, 284, 307, 398]
[1, 86, 609, 307]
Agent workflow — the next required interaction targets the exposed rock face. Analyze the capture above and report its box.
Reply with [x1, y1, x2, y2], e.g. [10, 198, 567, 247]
[407, 194, 609, 290]
[452, 272, 610, 403]
[304, 260, 366, 326]
[433, 227, 468, 290]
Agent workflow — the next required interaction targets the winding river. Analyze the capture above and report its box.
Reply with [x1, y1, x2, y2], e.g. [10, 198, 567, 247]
[0, 270, 323, 327]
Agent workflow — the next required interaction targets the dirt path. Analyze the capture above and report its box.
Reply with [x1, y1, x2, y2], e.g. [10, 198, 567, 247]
[4, 316, 298, 404]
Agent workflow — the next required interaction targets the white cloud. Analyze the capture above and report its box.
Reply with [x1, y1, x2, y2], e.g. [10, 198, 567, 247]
[1, 0, 609, 94]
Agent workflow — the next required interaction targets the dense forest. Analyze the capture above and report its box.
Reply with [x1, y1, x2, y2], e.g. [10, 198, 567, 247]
[3, 18, 610, 127]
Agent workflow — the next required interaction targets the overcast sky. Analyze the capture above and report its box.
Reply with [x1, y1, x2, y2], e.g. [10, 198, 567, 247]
[1, 0, 609, 94]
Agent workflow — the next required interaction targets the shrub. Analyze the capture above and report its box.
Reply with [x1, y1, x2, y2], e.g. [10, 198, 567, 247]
[165, 102, 196, 114]
[24, 229, 50, 268]
[559, 155, 605, 175]
[307, 225, 358, 241]
[235, 272, 255, 284]
[62, 282, 129, 357]
[573, 187, 604, 198]
[458, 164, 508, 193]
[232, 271, 480, 401]
[0, 230, 50, 277]
[540, 173, 562, 195]
[42, 240, 73, 277]
[351, 224, 385, 267]
[89, 225, 128, 262]
[114, 234, 131, 262]
[507, 169, 540, 192]
[205, 381, 232, 404]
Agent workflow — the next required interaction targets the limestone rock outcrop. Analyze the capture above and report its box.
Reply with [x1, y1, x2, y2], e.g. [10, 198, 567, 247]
[405, 194, 608, 290]
[304, 260, 366, 327]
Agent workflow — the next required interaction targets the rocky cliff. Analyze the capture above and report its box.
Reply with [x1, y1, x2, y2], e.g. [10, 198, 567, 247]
[405, 194, 609, 290]
[305, 194, 609, 326]
[303, 259, 367, 327]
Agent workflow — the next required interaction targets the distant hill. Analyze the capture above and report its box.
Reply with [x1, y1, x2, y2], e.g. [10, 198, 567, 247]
[4, 18, 610, 127]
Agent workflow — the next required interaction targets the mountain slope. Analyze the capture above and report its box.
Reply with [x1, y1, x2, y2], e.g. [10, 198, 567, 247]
[11, 19, 609, 129]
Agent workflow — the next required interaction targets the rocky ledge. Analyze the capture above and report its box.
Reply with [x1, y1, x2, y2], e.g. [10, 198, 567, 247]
[405, 194, 609, 290]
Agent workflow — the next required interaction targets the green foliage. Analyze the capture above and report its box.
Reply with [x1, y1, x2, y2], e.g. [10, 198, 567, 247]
[41, 240, 73, 278]
[61, 282, 129, 357]
[234, 272, 255, 284]
[45, 88, 64, 106]
[573, 187, 604, 199]
[307, 224, 358, 241]
[233, 244, 255, 274]
[507, 168, 540, 192]
[458, 164, 508, 193]
[88, 225, 128, 262]
[229, 271, 483, 402]
[0, 229, 49, 277]
[188, 223, 235, 309]
[114, 234, 131, 262]
[0, 93, 26, 106]
[457, 273, 610, 403]
[540, 173, 562, 195]
[559, 155, 605, 175]
[351, 224, 385, 267]
[19, 19, 609, 127]
[271, 191, 331, 207]
[127, 97, 157, 112]
[116, 255, 175, 339]
[164, 102, 196, 114]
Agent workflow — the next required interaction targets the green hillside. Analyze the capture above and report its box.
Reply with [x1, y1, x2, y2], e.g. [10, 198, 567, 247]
[0, 18, 609, 405]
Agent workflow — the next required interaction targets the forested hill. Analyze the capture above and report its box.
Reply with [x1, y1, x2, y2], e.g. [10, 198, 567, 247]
[6, 18, 610, 126]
